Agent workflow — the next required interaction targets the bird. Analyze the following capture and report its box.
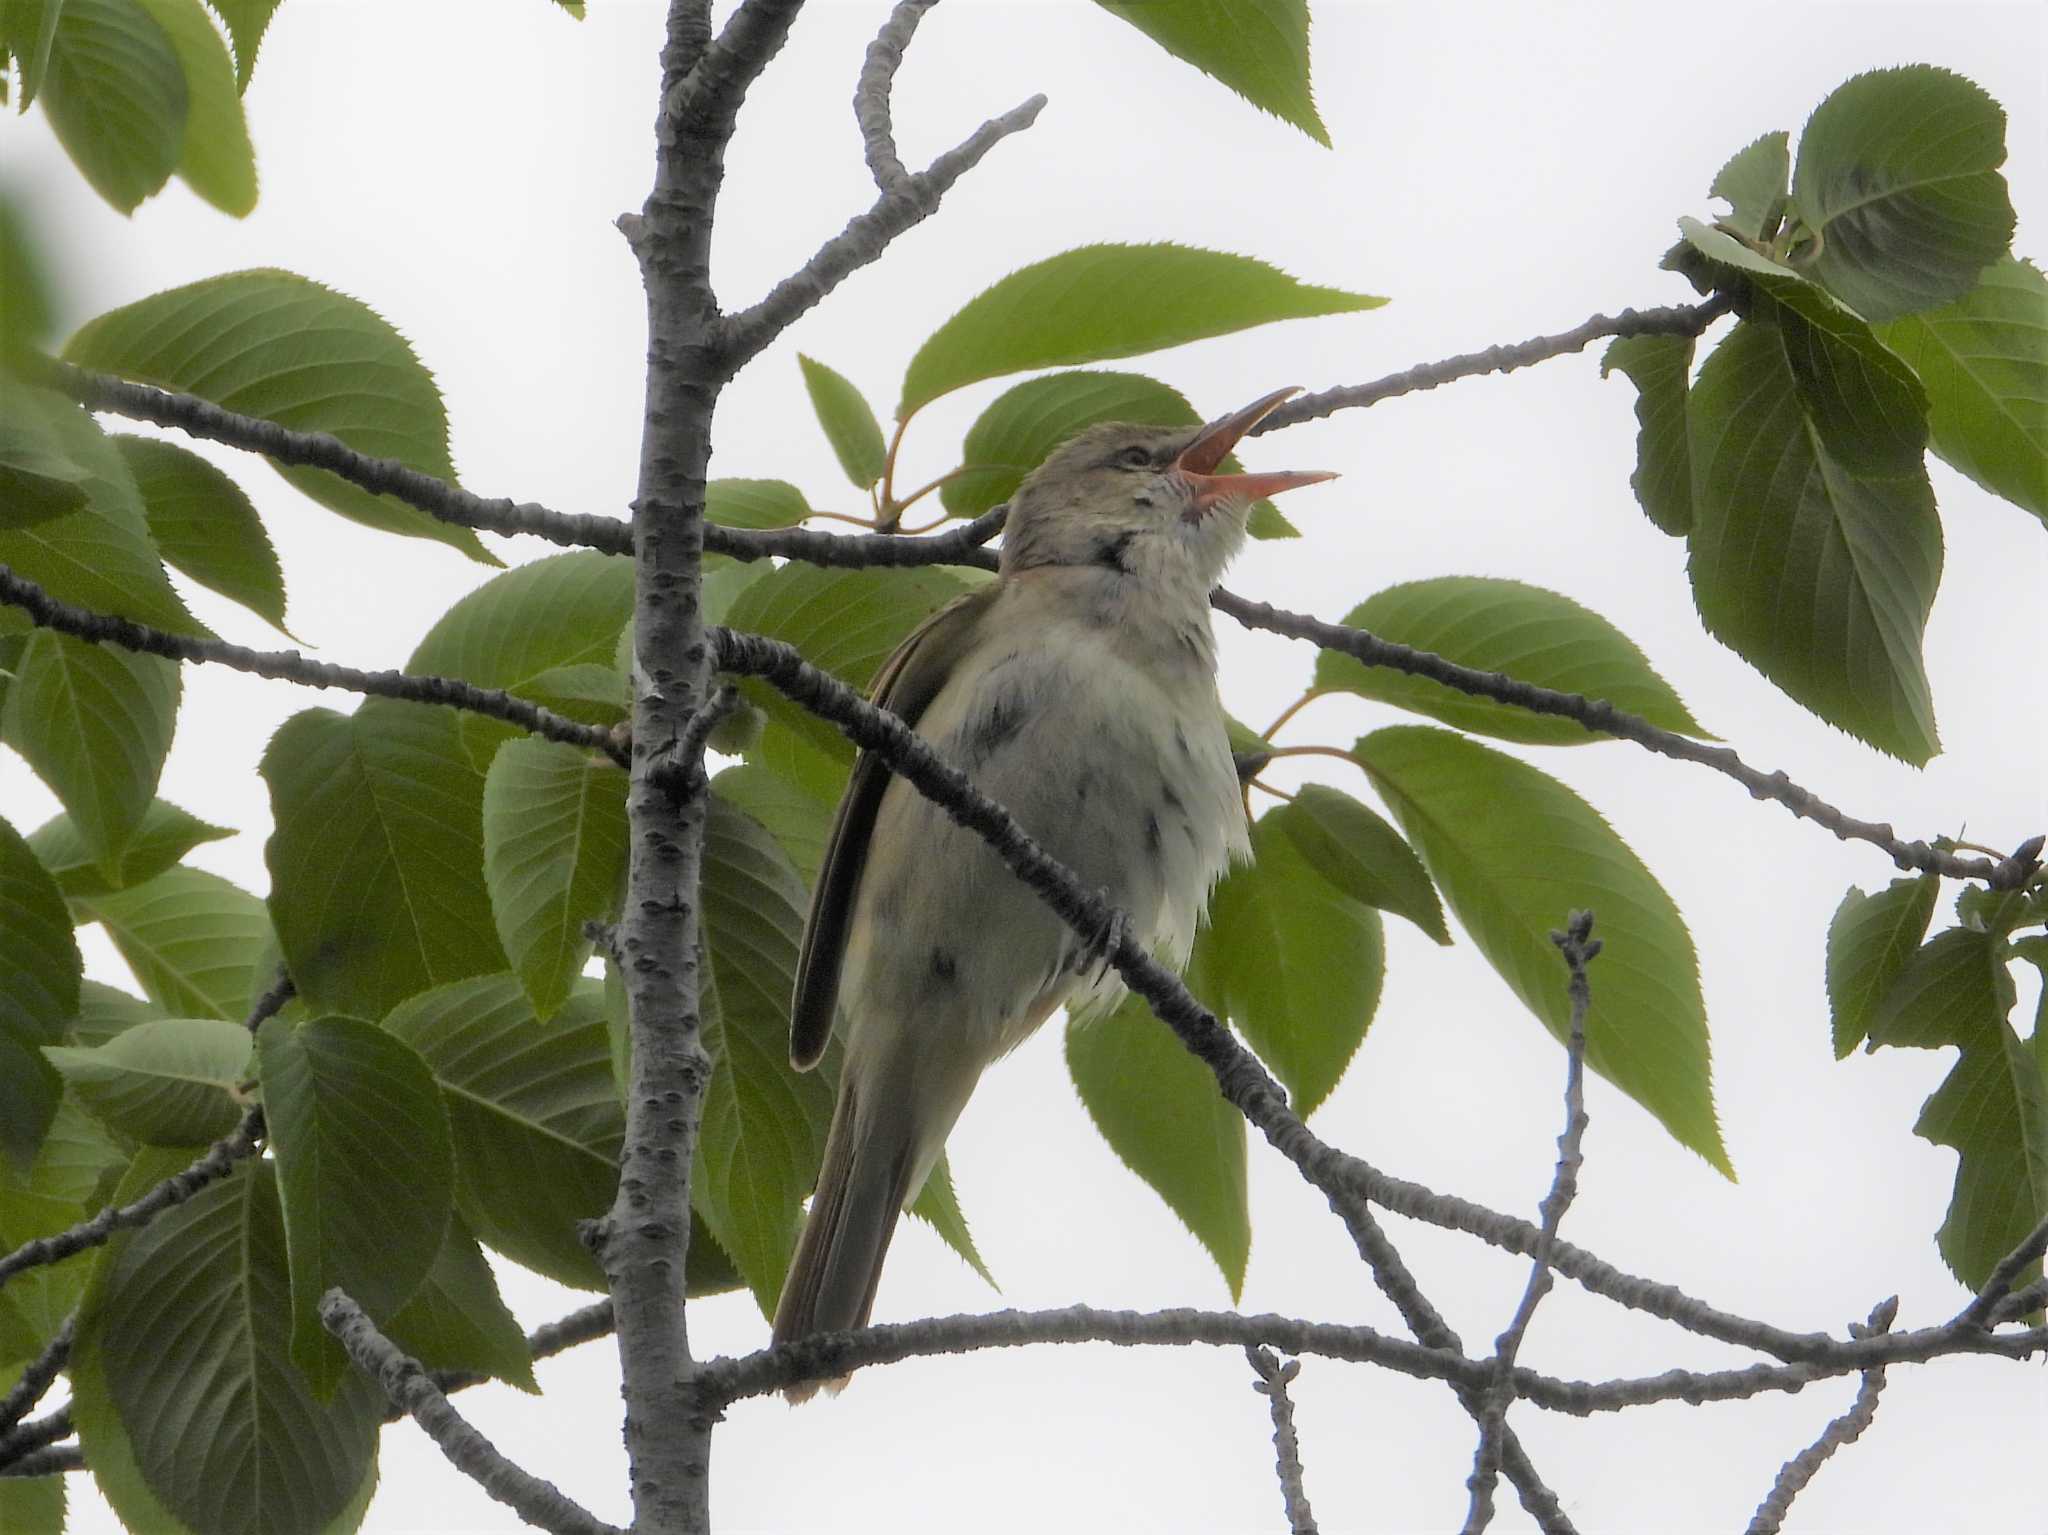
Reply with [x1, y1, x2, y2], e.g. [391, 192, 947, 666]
[770, 387, 1335, 1392]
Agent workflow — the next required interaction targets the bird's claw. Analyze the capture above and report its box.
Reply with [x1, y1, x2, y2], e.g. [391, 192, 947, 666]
[1074, 890, 1132, 984]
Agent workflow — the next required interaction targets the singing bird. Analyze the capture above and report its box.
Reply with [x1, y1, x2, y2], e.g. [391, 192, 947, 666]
[771, 388, 1334, 1385]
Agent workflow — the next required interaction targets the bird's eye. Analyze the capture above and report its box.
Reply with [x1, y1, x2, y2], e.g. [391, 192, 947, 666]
[1117, 446, 1153, 469]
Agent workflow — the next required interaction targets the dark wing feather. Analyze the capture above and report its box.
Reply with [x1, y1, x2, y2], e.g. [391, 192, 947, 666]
[788, 587, 997, 1069]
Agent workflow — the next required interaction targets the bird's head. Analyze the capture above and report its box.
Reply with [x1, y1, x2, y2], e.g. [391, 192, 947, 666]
[998, 387, 1335, 589]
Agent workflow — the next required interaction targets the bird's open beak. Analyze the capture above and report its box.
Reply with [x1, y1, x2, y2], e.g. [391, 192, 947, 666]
[1173, 387, 1337, 518]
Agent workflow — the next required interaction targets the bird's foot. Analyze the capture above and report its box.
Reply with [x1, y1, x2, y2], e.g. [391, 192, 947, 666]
[1074, 890, 1132, 984]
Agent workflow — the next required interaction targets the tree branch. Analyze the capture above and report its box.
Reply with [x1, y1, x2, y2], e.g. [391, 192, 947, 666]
[854, 0, 935, 190]
[1248, 297, 1735, 436]
[0, 1403, 73, 1468]
[0, 1111, 261, 1293]
[701, 1304, 1485, 1404]
[1744, 1298, 1898, 1535]
[1464, 916, 1597, 1535]
[1955, 1211, 2048, 1329]
[320, 1290, 623, 1535]
[45, 360, 633, 556]
[696, 1299, 2041, 1413]
[1210, 588, 2041, 889]
[0, 1315, 71, 1435]
[662, 0, 805, 142]
[718, 91, 1046, 369]
[50, 358, 1016, 570]
[0, 564, 626, 765]
[1246, 1348, 1317, 1535]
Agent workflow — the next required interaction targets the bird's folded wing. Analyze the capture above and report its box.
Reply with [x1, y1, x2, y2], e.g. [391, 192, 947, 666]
[788, 585, 999, 1069]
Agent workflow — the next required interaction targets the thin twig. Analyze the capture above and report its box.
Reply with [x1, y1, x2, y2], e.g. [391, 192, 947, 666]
[0, 1315, 72, 1435]
[696, 1300, 2043, 1412]
[1248, 298, 1736, 436]
[0, 564, 627, 766]
[0, 1111, 262, 1292]
[663, 0, 805, 141]
[651, 683, 743, 800]
[321, 1290, 623, 1535]
[1745, 1299, 1900, 1535]
[0, 1404, 72, 1468]
[45, 360, 632, 555]
[718, 92, 1047, 369]
[1209, 588, 2040, 889]
[0, 1446, 73, 1479]
[1246, 1348, 1318, 1534]
[242, 965, 296, 1034]
[1464, 914, 1598, 1534]
[854, 0, 936, 190]
[1955, 1212, 2048, 1329]
[1994, 1277, 2048, 1324]
[52, 358, 1013, 570]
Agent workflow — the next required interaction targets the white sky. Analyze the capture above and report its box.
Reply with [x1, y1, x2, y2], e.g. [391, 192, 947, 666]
[5, 2, 2045, 1531]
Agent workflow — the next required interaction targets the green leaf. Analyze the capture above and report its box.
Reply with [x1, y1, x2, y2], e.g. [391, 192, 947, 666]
[38, 0, 186, 214]
[706, 478, 812, 530]
[44, 1016, 248, 1145]
[70, 1157, 384, 1535]
[0, 380, 209, 637]
[133, 0, 256, 215]
[1267, 785, 1448, 944]
[711, 763, 833, 887]
[0, 385, 93, 528]
[0, 1474, 62, 1535]
[68, 979, 163, 1048]
[409, 549, 633, 746]
[1827, 874, 1939, 1056]
[1353, 725, 1727, 1173]
[1790, 66, 2015, 322]
[694, 795, 835, 1313]
[113, 435, 289, 629]
[1709, 130, 1789, 243]
[0, 185, 58, 354]
[1313, 577, 1711, 746]
[63, 268, 493, 562]
[0, 0, 66, 108]
[743, 714, 853, 809]
[29, 798, 232, 900]
[905, 1151, 993, 1288]
[204, 0, 280, 92]
[1867, 927, 2047, 1290]
[1205, 812, 1382, 1117]
[385, 973, 742, 1297]
[1, 627, 179, 879]
[1686, 318, 1941, 763]
[258, 1014, 454, 1390]
[1067, 980, 1247, 1296]
[1867, 927, 2015, 1050]
[76, 864, 271, 1020]
[263, 700, 506, 1019]
[482, 737, 628, 1022]
[1091, 0, 1325, 146]
[1676, 215, 1802, 281]
[723, 563, 977, 766]
[900, 243, 1383, 416]
[0, 1098, 123, 1344]
[382, 1215, 537, 1393]
[0, 813, 78, 1171]
[1746, 275, 1930, 477]
[1879, 256, 2048, 524]
[798, 356, 887, 491]
[1601, 333, 1694, 535]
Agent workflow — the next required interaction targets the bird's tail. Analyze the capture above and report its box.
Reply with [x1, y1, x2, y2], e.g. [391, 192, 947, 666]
[771, 1073, 917, 1403]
